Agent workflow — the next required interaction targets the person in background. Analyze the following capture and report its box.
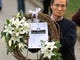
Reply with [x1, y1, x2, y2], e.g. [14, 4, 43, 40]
[17, 0, 25, 13]
[50, 0, 77, 60]
[72, 8, 80, 26]
[42, 0, 51, 15]
[0, 0, 2, 11]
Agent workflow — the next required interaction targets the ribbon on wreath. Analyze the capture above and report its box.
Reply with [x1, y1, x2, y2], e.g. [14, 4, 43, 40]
[29, 8, 41, 22]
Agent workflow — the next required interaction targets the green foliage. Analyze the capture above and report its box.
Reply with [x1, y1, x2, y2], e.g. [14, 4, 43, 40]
[6, 19, 10, 24]
[51, 53, 62, 60]
[65, 0, 80, 19]
[55, 41, 62, 48]
[51, 41, 62, 60]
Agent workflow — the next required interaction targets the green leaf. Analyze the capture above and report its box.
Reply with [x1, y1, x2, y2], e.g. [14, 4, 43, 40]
[19, 10, 24, 17]
[55, 41, 62, 48]
[6, 19, 10, 24]
[16, 11, 24, 19]
[1, 31, 6, 39]
[7, 46, 10, 55]
[51, 53, 62, 60]
[1, 31, 4, 37]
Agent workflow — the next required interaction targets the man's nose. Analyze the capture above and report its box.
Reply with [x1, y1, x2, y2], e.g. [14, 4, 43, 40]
[58, 6, 62, 10]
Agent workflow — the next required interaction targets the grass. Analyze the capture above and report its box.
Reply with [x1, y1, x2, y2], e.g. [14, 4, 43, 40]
[65, 0, 80, 19]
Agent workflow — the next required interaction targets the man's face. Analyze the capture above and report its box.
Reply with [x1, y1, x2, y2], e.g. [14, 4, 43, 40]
[51, 0, 67, 17]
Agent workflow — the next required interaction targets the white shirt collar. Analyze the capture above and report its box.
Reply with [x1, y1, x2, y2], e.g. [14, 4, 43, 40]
[51, 14, 63, 22]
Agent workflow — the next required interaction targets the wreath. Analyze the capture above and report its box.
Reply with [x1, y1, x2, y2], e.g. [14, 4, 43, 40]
[1, 8, 61, 60]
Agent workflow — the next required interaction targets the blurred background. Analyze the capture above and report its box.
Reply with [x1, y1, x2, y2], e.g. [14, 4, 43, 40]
[0, 0, 80, 60]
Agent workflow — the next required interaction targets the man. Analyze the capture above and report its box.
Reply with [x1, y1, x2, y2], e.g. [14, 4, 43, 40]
[42, 0, 51, 15]
[17, 0, 25, 13]
[50, 0, 77, 60]
[0, 0, 2, 11]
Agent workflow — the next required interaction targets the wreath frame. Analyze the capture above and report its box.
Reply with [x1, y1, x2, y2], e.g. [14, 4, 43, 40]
[11, 12, 60, 60]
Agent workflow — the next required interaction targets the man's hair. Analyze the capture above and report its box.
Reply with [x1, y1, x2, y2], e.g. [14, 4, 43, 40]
[50, 0, 69, 5]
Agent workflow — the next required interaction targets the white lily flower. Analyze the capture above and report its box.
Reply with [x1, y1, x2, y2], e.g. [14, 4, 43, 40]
[15, 32, 20, 37]
[41, 44, 55, 59]
[23, 23, 29, 33]
[23, 17, 26, 20]
[3, 24, 13, 34]
[20, 17, 26, 23]
[43, 50, 55, 59]
[41, 41, 57, 51]
[41, 41, 57, 59]
[8, 40, 12, 47]
[18, 43, 24, 49]
[11, 18, 21, 28]
[20, 30, 25, 34]
[10, 17, 15, 22]
[10, 36, 20, 43]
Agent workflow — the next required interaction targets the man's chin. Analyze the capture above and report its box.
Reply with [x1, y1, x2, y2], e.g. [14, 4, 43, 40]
[57, 15, 63, 17]
[56, 13, 63, 16]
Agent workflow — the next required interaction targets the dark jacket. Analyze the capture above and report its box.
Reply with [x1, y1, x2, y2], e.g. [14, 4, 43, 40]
[72, 8, 80, 26]
[57, 18, 77, 60]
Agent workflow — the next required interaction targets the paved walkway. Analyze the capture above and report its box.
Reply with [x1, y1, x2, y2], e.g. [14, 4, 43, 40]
[0, 0, 80, 60]
[0, 0, 38, 60]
